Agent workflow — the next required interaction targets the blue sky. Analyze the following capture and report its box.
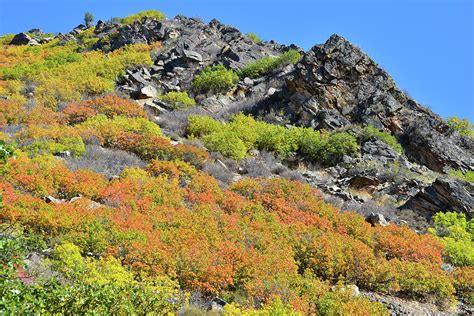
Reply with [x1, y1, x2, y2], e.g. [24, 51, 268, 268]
[1, 0, 473, 121]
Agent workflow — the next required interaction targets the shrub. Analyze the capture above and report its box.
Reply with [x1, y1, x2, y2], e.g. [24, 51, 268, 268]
[16, 124, 86, 157]
[391, 260, 456, 306]
[449, 169, 474, 183]
[228, 113, 259, 148]
[158, 91, 196, 109]
[66, 145, 145, 178]
[317, 286, 389, 316]
[1, 42, 154, 108]
[322, 132, 360, 164]
[447, 116, 474, 138]
[246, 32, 262, 43]
[204, 130, 248, 161]
[297, 128, 328, 161]
[255, 123, 299, 158]
[191, 65, 238, 95]
[239, 49, 301, 79]
[0, 99, 25, 127]
[78, 115, 163, 144]
[63, 95, 146, 124]
[121, 10, 166, 25]
[0, 34, 15, 45]
[428, 211, 474, 266]
[187, 115, 223, 138]
[24, 137, 86, 157]
[186, 114, 360, 164]
[0, 140, 14, 163]
[361, 125, 404, 154]
[453, 266, 474, 305]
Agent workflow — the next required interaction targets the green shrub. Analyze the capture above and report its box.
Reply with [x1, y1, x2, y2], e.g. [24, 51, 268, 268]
[24, 137, 86, 157]
[362, 125, 403, 154]
[187, 114, 360, 164]
[447, 116, 474, 138]
[298, 128, 327, 161]
[228, 113, 259, 148]
[255, 123, 300, 158]
[84, 12, 94, 28]
[429, 212, 474, 266]
[203, 130, 247, 161]
[392, 260, 455, 306]
[247, 32, 262, 43]
[449, 169, 474, 183]
[0, 140, 14, 163]
[317, 286, 389, 316]
[239, 49, 302, 79]
[322, 132, 360, 164]
[191, 65, 238, 95]
[187, 115, 223, 138]
[278, 49, 303, 64]
[0, 34, 15, 45]
[121, 10, 166, 25]
[158, 91, 196, 109]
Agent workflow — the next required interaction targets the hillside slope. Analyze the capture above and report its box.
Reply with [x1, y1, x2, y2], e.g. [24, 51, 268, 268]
[0, 10, 473, 315]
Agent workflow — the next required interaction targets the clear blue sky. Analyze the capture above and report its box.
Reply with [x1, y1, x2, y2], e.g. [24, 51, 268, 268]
[1, 0, 473, 121]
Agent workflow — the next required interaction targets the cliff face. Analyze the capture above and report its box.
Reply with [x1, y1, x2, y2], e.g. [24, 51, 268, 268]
[287, 34, 473, 173]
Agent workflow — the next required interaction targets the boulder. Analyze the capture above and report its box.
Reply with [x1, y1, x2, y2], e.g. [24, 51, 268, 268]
[139, 85, 158, 99]
[366, 213, 389, 226]
[9, 32, 36, 45]
[44, 196, 64, 204]
[183, 49, 203, 62]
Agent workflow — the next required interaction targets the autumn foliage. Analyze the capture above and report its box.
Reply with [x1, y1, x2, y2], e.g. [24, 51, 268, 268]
[0, 22, 470, 314]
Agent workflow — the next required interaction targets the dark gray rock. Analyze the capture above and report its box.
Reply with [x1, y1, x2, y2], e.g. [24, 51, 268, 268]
[70, 24, 87, 35]
[95, 17, 165, 51]
[402, 176, 474, 218]
[9, 32, 37, 45]
[286, 34, 473, 173]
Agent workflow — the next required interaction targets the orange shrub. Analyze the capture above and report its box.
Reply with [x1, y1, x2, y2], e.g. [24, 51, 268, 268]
[63, 95, 146, 124]
[453, 266, 474, 304]
[0, 99, 24, 127]
[111, 132, 208, 166]
[373, 224, 444, 264]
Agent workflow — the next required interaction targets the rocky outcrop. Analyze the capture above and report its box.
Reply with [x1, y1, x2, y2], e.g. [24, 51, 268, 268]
[403, 177, 474, 218]
[286, 34, 474, 173]
[95, 17, 165, 51]
[114, 15, 293, 109]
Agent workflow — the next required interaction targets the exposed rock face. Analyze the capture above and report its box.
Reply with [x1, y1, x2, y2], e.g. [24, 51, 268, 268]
[286, 34, 474, 173]
[114, 16, 291, 100]
[95, 17, 165, 50]
[403, 177, 474, 218]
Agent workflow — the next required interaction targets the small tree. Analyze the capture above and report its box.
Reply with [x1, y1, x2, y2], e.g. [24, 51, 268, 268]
[84, 12, 94, 28]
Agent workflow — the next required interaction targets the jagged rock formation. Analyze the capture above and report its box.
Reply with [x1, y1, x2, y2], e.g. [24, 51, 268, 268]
[404, 177, 474, 218]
